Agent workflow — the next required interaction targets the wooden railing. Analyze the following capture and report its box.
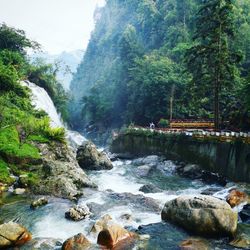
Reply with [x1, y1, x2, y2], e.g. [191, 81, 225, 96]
[170, 120, 215, 129]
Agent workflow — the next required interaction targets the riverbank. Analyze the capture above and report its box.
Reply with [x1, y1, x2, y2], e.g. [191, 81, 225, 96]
[111, 128, 250, 183]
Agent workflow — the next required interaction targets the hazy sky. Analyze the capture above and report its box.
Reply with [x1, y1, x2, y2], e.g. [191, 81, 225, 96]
[0, 0, 106, 54]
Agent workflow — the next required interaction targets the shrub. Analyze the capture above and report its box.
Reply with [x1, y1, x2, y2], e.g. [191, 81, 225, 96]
[158, 118, 169, 128]
[0, 158, 15, 184]
[43, 127, 66, 143]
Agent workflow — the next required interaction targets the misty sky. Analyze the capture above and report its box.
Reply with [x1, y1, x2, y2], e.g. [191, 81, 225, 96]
[0, 0, 106, 54]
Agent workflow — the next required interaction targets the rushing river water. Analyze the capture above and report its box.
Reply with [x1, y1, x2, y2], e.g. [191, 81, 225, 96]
[0, 157, 245, 249]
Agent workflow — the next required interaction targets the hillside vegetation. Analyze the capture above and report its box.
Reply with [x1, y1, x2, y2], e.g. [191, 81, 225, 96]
[0, 23, 66, 186]
[70, 0, 250, 131]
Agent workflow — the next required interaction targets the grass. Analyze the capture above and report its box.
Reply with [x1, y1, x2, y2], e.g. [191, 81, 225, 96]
[27, 135, 49, 143]
[0, 126, 40, 160]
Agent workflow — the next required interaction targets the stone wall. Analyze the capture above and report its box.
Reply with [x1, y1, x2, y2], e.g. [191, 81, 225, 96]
[111, 131, 250, 182]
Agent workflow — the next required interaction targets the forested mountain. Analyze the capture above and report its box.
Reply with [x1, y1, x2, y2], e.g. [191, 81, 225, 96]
[70, 0, 250, 131]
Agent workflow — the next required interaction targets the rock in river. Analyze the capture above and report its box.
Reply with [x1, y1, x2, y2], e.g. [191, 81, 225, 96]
[65, 205, 91, 221]
[62, 233, 91, 250]
[139, 184, 162, 193]
[32, 142, 96, 200]
[90, 214, 113, 234]
[0, 222, 32, 248]
[161, 195, 237, 237]
[30, 197, 48, 209]
[179, 238, 209, 250]
[97, 223, 134, 249]
[226, 189, 248, 208]
[77, 141, 113, 170]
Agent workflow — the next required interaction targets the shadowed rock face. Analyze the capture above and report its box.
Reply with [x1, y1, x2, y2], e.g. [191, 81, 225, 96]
[77, 141, 113, 171]
[0, 222, 32, 248]
[161, 195, 238, 237]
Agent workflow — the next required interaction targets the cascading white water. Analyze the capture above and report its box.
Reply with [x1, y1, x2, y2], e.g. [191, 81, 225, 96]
[21, 80, 86, 148]
[22, 80, 64, 128]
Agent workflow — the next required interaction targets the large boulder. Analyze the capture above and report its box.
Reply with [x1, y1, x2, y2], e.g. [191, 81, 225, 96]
[62, 233, 91, 250]
[32, 142, 96, 200]
[65, 205, 91, 221]
[0, 222, 32, 248]
[161, 195, 237, 237]
[76, 141, 113, 170]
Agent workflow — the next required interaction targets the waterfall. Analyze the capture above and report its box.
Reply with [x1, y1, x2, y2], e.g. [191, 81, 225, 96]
[21, 80, 86, 148]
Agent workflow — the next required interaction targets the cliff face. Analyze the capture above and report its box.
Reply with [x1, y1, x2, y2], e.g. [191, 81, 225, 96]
[111, 132, 250, 183]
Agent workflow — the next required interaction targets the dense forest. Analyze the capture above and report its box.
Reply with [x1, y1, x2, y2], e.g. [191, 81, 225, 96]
[70, 0, 250, 131]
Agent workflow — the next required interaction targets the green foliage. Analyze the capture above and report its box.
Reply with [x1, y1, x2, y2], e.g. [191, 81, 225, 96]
[0, 24, 68, 185]
[158, 118, 169, 128]
[69, 0, 250, 130]
[27, 135, 49, 143]
[127, 53, 185, 124]
[0, 158, 14, 184]
[186, 0, 240, 129]
[0, 127, 40, 160]
[0, 23, 39, 54]
[0, 61, 27, 97]
[43, 127, 66, 143]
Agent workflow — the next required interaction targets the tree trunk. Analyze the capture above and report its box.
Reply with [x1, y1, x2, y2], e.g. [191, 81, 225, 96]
[214, 82, 220, 130]
[214, 22, 222, 130]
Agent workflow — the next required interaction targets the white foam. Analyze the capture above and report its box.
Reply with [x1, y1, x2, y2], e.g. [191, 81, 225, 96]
[144, 193, 177, 206]
[90, 166, 142, 193]
[83, 192, 106, 205]
[32, 206, 92, 240]
[213, 186, 236, 200]
[100, 206, 161, 229]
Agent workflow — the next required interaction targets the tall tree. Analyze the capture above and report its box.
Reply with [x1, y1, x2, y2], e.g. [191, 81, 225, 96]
[186, 0, 239, 129]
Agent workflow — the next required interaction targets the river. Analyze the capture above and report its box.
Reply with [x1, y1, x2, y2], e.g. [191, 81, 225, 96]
[0, 156, 245, 249]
